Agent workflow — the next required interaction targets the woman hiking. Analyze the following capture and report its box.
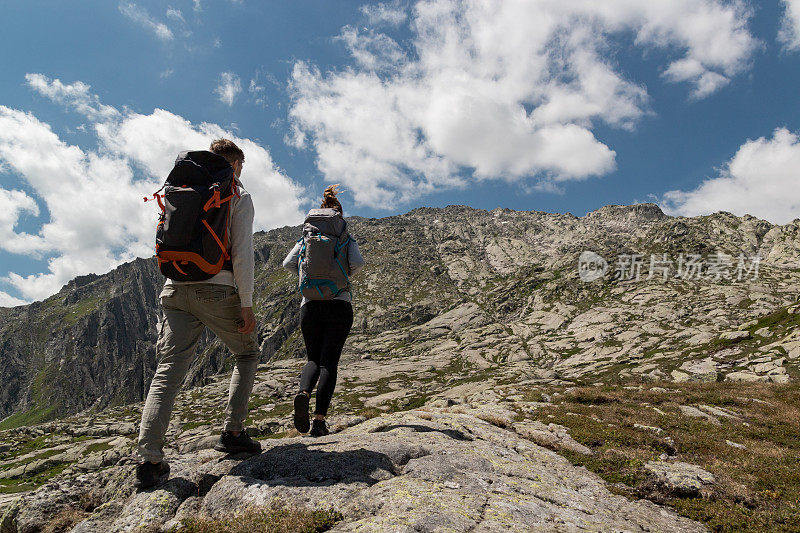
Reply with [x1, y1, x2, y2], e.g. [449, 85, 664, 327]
[282, 185, 365, 436]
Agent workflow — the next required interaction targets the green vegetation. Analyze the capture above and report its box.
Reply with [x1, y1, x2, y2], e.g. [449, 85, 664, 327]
[168, 502, 343, 533]
[520, 381, 800, 532]
[0, 404, 58, 431]
[1, 449, 63, 473]
[181, 421, 212, 431]
[0, 434, 54, 461]
[64, 296, 103, 327]
[0, 462, 74, 494]
[83, 442, 114, 455]
[0, 360, 66, 430]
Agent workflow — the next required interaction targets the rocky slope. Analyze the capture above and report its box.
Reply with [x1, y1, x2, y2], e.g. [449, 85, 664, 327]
[2, 203, 799, 427]
[1, 372, 708, 532]
[3, 346, 798, 531]
[3, 197, 800, 530]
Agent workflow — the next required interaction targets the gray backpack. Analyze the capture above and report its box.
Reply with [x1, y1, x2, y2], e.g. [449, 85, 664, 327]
[298, 208, 352, 300]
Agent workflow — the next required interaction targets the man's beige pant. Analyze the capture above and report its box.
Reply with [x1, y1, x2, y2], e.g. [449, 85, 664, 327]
[137, 283, 259, 462]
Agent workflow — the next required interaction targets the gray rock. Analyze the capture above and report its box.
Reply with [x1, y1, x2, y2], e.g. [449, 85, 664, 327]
[634, 423, 665, 435]
[514, 420, 594, 456]
[720, 331, 751, 342]
[645, 461, 715, 497]
[725, 440, 746, 450]
[677, 358, 719, 382]
[679, 405, 721, 425]
[751, 357, 785, 374]
[697, 405, 739, 420]
[754, 327, 773, 338]
[769, 373, 790, 384]
[725, 371, 768, 383]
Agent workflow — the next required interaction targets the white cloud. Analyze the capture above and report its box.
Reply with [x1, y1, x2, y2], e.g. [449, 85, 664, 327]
[193, 0, 202, 12]
[780, 0, 800, 51]
[249, 79, 264, 93]
[0, 187, 46, 256]
[215, 72, 241, 106]
[290, 0, 757, 208]
[119, 2, 174, 41]
[0, 291, 26, 307]
[338, 26, 407, 72]
[661, 128, 800, 224]
[95, 109, 304, 231]
[0, 105, 157, 301]
[360, 1, 408, 26]
[25, 74, 119, 121]
[0, 75, 305, 304]
[166, 7, 185, 24]
[249, 79, 267, 107]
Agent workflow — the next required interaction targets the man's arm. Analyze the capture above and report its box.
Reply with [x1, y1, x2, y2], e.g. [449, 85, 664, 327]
[230, 192, 256, 334]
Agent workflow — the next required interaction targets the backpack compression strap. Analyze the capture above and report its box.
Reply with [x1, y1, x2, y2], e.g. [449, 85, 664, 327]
[334, 237, 351, 285]
[297, 235, 352, 298]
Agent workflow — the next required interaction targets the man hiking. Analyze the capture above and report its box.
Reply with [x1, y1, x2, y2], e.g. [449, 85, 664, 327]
[136, 139, 261, 489]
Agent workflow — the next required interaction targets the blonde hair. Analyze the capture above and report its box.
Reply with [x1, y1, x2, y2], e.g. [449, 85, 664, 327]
[321, 184, 343, 214]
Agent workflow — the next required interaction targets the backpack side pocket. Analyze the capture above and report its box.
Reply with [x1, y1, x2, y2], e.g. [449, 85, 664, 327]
[161, 186, 203, 247]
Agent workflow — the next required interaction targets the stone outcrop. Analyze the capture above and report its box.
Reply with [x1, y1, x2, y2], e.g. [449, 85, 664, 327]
[3, 409, 705, 532]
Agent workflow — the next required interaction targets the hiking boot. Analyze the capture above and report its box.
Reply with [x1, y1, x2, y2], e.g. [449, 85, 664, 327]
[310, 419, 329, 437]
[214, 430, 262, 454]
[136, 460, 170, 490]
[293, 392, 310, 433]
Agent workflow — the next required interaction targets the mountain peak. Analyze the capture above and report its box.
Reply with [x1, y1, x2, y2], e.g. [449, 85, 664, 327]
[584, 202, 666, 221]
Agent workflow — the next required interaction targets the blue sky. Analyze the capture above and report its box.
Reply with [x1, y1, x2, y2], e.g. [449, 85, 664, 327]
[1, 0, 799, 305]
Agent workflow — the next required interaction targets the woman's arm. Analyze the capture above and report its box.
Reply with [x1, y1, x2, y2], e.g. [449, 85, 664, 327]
[348, 239, 365, 276]
[282, 241, 302, 275]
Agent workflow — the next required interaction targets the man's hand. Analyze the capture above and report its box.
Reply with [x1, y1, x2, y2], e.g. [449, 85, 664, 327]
[238, 307, 256, 334]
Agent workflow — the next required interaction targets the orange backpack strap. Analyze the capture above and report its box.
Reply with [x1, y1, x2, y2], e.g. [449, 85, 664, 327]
[202, 219, 230, 259]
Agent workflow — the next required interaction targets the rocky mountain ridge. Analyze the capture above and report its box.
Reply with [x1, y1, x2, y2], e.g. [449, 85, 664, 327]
[2, 203, 799, 428]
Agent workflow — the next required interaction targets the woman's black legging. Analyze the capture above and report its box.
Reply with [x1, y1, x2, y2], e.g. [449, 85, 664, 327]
[298, 300, 353, 416]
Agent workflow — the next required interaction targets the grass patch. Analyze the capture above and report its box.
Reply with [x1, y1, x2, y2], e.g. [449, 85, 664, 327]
[522, 381, 800, 532]
[0, 462, 74, 494]
[181, 421, 212, 431]
[168, 502, 343, 533]
[83, 442, 113, 455]
[0, 480, 39, 493]
[0, 403, 58, 431]
[0, 435, 55, 461]
[1, 449, 64, 473]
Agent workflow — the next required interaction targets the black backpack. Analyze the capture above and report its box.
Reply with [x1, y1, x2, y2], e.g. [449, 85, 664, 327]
[146, 151, 237, 281]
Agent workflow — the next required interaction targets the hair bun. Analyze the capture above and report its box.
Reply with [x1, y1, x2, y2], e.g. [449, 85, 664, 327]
[321, 184, 343, 214]
[324, 184, 341, 199]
